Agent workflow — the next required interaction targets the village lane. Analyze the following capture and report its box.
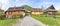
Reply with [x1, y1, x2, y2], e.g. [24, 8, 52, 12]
[12, 16, 46, 26]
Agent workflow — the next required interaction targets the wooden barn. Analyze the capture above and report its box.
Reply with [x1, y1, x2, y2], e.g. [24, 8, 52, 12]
[31, 8, 43, 15]
[45, 5, 57, 15]
[5, 6, 25, 17]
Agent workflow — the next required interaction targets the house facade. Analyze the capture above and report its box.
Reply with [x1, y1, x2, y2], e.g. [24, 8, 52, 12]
[5, 6, 25, 17]
[31, 8, 43, 15]
[25, 10, 31, 15]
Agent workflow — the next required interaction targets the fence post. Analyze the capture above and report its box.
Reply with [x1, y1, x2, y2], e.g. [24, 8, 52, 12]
[53, 13, 56, 19]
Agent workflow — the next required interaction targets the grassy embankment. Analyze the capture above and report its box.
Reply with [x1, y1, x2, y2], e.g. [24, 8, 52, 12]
[32, 15, 60, 26]
[0, 19, 19, 26]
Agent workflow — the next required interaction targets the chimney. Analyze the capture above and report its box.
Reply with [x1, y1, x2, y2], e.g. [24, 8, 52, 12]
[14, 5, 16, 10]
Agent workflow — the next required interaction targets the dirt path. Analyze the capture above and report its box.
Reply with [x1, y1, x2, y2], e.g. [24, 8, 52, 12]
[12, 16, 46, 26]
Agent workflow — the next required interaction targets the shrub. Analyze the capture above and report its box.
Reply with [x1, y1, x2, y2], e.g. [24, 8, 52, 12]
[25, 13, 29, 16]
[0, 15, 5, 20]
[11, 15, 19, 19]
[5, 15, 24, 19]
[20, 15, 24, 19]
[10, 15, 24, 19]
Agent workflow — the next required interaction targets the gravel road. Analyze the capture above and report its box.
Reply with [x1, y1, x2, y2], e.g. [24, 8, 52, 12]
[12, 16, 46, 26]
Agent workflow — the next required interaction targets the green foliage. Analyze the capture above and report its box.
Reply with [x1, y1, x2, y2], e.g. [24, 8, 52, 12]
[10, 15, 24, 19]
[25, 13, 29, 16]
[0, 8, 4, 12]
[21, 5, 32, 11]
[20, 15, 24, 19]
[11, 15, 20, 19]
[0, 9, 4, 15]
[0, 15, 5, 20]
[57, 10, 60, 15]
[0, 8, 5, 20]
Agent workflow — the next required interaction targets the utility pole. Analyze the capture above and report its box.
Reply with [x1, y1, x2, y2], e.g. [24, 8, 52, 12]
[41, 5, 43, 8]
[52, 0, 56, 19]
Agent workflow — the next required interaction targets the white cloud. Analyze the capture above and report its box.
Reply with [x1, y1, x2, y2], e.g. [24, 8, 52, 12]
[0, 0, 29, 11]
[16, 0, 19, 1]
[0, 0, 9, 4]
[0, 0, 60, 11]
[0, 0, 10, 11]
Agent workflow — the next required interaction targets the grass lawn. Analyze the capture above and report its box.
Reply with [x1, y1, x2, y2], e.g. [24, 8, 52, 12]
[0, 19, 19, 26]
[31, 15, 60, 26]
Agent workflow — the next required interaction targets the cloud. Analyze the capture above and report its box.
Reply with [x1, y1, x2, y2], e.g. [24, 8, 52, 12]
[0, 0, 9, 4]
[0, 0, 10, 11]
[16, 0, 19, 1]
[38, 0, 60, 10]
[0, 0, 60, 11]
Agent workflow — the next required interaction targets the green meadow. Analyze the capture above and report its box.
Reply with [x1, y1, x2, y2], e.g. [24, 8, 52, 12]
[0, 19, 18, 26]
[32, 15, 60, 26]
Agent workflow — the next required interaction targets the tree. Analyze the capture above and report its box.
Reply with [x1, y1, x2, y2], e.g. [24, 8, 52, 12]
[57, 10, 60, 15]
[0, 8, 4, 15]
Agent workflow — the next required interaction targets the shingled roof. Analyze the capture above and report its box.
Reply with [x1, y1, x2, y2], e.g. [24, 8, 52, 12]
[46, 5, 57, 12]
[6, 6, 25, 12]
[47, 5, 55, 9]
[32, 8, 43, 12]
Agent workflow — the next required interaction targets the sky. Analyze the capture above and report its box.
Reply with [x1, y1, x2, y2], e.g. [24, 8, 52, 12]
[0, 0, 60, 11]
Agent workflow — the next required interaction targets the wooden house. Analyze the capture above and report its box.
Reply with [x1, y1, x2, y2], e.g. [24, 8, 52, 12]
[31, 8, 43, 15]
[45, 5, 57, 15]
[25, 10, 31, 15]
[5, 6, 25, 17]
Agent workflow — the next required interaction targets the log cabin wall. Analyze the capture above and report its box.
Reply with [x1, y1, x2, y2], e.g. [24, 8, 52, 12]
[31, 11, 43, 15]
[31, 8, 43, 15]
[6, 10, 25, 16]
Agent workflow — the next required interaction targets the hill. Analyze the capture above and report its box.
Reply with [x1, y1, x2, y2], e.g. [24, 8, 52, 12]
[21, 5, 32, 11]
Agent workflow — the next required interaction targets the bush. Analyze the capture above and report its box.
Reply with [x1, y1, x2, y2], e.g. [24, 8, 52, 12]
[5, 15, 24, 19]
[0, 15, 5, 20]
[20, 15, 24, 19]
[11, 15, 19, 19]
[10, 15, 24, 19]
[25, 13, 29, 16]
